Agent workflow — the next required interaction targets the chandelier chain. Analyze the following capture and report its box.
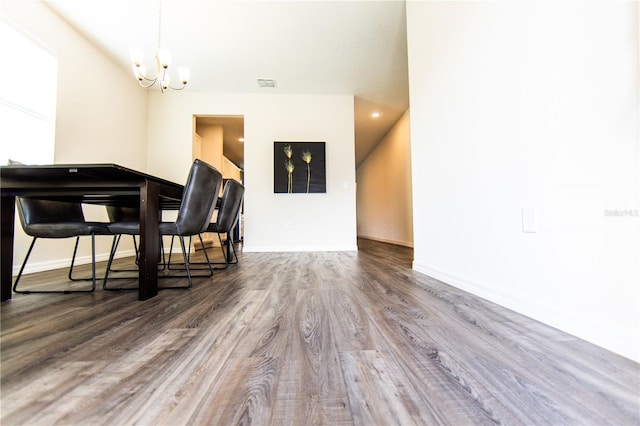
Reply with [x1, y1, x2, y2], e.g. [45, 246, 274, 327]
[129, 0, 190, 92]
[157, 0, 162, 50]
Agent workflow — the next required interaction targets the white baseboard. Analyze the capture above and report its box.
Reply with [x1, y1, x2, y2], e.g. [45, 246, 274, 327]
[413, 262, 640, 363]
[13, 249, 137, 276]
[357, 235, 414, 248]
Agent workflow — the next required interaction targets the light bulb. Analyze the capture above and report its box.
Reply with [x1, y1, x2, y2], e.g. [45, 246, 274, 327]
[157, 48, 172, 69]
[130, 48, 144, 67]
[178, 67, 190, 84]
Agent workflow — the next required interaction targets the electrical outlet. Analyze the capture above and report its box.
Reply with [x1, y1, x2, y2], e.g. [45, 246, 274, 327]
[522, 208, 538, 233]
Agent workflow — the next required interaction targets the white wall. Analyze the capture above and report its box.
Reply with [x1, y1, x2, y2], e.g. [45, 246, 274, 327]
[407, 1, 639, 361]
[356, 109, 413, 247]
[2, 0, 149, 273]
[146, 92, 357, 252]
[196, 124, 224, 172]
[222, 157, 242, 182]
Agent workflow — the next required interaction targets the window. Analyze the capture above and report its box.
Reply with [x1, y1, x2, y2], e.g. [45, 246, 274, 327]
[0, 18, 57, 165]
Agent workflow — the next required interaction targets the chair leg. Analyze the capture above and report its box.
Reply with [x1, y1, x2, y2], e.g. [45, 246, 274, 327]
[90, 234, 97, 291]
[158, 237, 167, 271]
[160, 236, 192, 289]
[67, 236, 80, 281]
[103, 234, 142, 291]
[106, 235, 137, 273]
[167, 235, 178, 270]
[226, 235, 239, 265]
[213, 233, 230, 270]
[210, 233, 239, 270]
[107, 235, 164, 272]
[68, 235, 97, 291]
[166, 235, 195, 270]
[12, 237, 37, 293]
[69, 236, 93, 282]
[208, 232, 239, 270]
[15, 236, 95, 294]
[166, 235, 191, 270]
[199, 234, 214, 275]
[103, 236, 167, 291]
[180, 236, 192, 288]
[103, 235, 125, 291]
[166, 234, 223, 272]
[168, 231, 239, 271]
[159, 235, 213, 289]
[133, 235, 139, 263]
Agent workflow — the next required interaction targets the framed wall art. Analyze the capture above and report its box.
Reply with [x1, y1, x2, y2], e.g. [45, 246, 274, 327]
[274, 141, 326, 193]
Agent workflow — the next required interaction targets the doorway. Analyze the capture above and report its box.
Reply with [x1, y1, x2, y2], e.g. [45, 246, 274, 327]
[193, 115, 244, 246]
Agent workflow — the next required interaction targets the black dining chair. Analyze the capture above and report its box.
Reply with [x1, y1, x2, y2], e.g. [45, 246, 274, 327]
[103, 159, 223, 289]
[212, 179, 244, 267]
[168, 178, 244, 270]
[106, 206, 140, 271]
[8, 160, 110, 293]
[202, 178, 244, 269]
[104, 206, 168, 278]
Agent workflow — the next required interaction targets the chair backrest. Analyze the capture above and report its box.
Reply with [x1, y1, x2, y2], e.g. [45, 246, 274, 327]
[106, 206, 139, 222]
[175, 159, 223, 235]
[215, 179, 245, 233]
[8, 159, 86, 232]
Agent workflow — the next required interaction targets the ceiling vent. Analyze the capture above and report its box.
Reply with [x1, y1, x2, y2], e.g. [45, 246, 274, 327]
[257, 78, 277, 88]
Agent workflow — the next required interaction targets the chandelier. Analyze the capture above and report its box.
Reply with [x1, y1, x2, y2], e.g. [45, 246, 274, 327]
[129, 0, 190, 92]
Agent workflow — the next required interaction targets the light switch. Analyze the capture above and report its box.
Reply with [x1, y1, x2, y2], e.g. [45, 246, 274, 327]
[522, 208, 538, 233]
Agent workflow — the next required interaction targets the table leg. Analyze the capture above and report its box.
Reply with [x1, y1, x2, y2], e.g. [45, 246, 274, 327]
[138, 181, 159, 300]
[1, 195, 16, 301]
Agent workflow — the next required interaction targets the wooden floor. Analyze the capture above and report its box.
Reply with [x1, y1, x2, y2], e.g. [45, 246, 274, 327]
[1, 238, 638, 425]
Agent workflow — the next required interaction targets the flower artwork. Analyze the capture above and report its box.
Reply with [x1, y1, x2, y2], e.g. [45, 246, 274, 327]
[284, 144, 294, 193]
[301, 150, 312, 193]
[274, 142, 326, 193]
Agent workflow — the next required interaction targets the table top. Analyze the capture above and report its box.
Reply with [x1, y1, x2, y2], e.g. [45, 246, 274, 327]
[0, 163, 184, 208]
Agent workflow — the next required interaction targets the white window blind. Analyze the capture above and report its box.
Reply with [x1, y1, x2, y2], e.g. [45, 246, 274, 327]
[0, 18, 57, 165]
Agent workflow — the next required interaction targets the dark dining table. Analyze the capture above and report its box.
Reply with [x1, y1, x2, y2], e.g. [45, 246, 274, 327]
[0, 163, 184, 302]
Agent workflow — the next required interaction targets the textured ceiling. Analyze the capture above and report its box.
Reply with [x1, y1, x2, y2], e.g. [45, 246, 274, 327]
[46, 0, 410, 168]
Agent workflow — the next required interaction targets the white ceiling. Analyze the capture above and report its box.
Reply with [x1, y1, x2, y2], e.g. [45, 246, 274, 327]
[45, 0, 410, 169]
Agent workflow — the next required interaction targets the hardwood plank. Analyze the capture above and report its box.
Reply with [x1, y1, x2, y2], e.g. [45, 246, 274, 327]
[340, 349, 433, 425]
[109, 289, 269, 425]
[1, 240, 638, 425]
[184, 356, 282, 425]
[269, 288, 353, 425]
[231, 273, 297, 358]
[326, 288, 377, 352]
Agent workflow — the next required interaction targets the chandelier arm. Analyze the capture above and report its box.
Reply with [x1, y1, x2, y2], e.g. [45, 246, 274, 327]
[138, 78, 158, 88]
[138, 74, 159, 83]
[167, 83, 187, 91]
[133, 64, 159, 82]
